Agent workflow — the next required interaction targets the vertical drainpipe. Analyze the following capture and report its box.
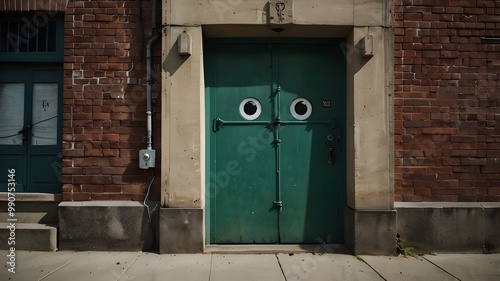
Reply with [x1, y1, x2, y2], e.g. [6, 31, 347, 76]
[146, 0, 159, 151]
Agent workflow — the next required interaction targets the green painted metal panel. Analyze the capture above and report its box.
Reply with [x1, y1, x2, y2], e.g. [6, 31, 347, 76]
[278, 44, 345, 243]
[209, 44, 278, 243]
[206, 40, 345, 244]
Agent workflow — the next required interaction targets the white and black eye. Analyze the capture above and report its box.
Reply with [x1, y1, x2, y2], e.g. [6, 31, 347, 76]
[239, 98, 262, 120]
[290, 98, 312, 120]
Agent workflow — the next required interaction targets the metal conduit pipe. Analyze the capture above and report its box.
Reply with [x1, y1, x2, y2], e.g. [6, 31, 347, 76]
[139, 0, 159, 169]
[146, 0, 159, 150]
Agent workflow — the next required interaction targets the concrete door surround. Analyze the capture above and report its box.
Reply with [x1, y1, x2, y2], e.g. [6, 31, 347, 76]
[159, 0, 395, 254]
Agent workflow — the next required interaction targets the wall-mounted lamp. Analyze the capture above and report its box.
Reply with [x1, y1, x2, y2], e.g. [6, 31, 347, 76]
[360, 34, 374, 58]
[177, 31, 192, 56]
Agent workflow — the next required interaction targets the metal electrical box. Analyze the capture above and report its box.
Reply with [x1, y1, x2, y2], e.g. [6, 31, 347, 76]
[139, 149, 156, 169]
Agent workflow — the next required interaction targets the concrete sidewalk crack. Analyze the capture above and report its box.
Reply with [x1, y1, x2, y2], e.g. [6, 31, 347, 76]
[115, 252, 141, 281]
[208, 254, 213, 281]
[276, 254, 288, 281]
[422, 256, 461, 281]
[355, 256, 387, 281]
[38, 259, 74, 281]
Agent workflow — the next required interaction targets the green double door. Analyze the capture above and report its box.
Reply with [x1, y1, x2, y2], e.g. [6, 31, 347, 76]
[0, 65, 62, 193]
[206, 40, 345, 244]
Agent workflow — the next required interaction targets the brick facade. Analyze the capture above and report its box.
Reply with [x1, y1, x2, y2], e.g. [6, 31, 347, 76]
[61, 0, 161, 201]
[1, 0, 499, 203]
[394, 0, 500, 202]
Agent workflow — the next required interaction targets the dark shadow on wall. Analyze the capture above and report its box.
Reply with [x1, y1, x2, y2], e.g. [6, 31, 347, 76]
[163, 40, 189, 76]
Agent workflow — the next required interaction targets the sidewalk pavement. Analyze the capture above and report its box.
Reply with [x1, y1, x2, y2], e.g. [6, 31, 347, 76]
[1, 249, 499, 281]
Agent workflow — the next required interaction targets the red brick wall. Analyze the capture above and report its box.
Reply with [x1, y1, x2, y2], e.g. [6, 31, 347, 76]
[394, 0, 500, 202]
[62, 0, 161, 201]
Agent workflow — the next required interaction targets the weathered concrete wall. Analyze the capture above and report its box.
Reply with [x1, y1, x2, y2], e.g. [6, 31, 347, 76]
[347, 26, 394, 210]
[345, 207, 397, 255]
[484, 203, 500, 253]
[165, 0, 390, 27]
[161, 26, 205, 208]
[396, 202, 500, 253]
[59, 201, 158, 251]
[159, 208, 204, 253]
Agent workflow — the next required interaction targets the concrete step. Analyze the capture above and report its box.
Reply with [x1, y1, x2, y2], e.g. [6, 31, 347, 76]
[0, 223, 57, 251]
[0, 193, 61, 224]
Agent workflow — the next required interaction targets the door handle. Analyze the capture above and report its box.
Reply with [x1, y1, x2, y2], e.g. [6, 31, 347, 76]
[328, 146, 335, 166]
[18, 125, 31, 142]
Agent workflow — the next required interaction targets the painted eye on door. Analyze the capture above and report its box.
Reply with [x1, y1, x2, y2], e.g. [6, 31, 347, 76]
[239, 98, 262, 120]
[290, 98, 312, 120]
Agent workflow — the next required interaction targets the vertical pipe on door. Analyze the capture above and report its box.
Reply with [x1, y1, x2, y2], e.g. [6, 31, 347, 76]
[276, 84, 282, 242]
[276, 85, 282, 207]
[272, 45, 283, 242]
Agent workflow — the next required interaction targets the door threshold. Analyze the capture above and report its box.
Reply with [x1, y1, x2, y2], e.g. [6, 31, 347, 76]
[204, 244, 350, 254]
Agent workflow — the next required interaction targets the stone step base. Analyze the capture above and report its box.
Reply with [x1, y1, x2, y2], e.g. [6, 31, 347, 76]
[0, 223, 57, 251]
[0, 193, 61, 224]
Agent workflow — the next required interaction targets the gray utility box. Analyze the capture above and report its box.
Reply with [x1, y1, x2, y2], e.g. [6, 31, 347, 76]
[139, 149, 156, 169]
